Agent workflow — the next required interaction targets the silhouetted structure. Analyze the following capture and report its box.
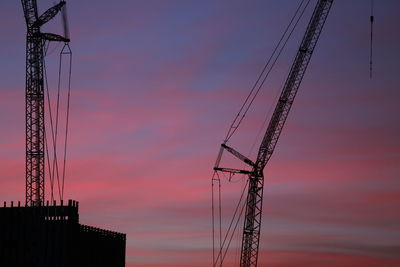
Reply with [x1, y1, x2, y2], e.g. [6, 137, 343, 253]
[22, 0, 69, 207]
[1, 1, 127, 266]
[212, 0, 334, 266]
[0, 200, 126, 267]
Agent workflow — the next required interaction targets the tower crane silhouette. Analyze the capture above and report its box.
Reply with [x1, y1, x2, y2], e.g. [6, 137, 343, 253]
[213, 0, 334, 266]
[21, 0, 69, 206]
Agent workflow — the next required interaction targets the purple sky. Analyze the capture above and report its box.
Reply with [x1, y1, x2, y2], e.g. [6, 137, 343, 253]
[1, 0, 399, 266]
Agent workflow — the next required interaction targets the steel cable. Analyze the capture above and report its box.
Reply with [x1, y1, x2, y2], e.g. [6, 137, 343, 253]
[61, 43, 72, 200]
[43, 43, 57, 202]
[224, 0, 311, 143]
[213, 179, 248, 266]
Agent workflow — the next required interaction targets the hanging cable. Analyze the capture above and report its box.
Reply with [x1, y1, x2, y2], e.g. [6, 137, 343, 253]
[45, 42, 62, 57]
[52, 42, 66, 201]
[212, 174, 216, 266]
[233, 178, 246, 265]
[44, 41, 50, 56]
[51, 43, 73, 201]
[370, 0, 374, 79]
[61, 43, 72, 201]
[220, 198, 246, 265]
[213, 178, 249, 266]
[44, 132, 54, 202]
[218, 173, 222, 267]
[43, 41, 73, 202]
[223, 0, 311, 143]
[43, 44, 57, 202]
[212, 171, 222, 267]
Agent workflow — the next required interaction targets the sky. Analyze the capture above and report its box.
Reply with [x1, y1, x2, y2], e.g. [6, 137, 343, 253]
[1, 0, 400, 266]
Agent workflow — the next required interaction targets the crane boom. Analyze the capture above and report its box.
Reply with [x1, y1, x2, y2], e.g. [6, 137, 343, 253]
[239, 1, 334, 266]
[255, 0, 333, 171]
[21, 0, 69, 206]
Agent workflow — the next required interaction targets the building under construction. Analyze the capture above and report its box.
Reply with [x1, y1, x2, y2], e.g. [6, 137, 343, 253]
[0, 200, 126, 267]
[0, 1, 126, 266]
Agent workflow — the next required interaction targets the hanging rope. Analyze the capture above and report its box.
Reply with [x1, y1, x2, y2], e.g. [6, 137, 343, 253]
[212, 174, 215, 265]
[213, 178, 248, 266]
[44, 132, 54, 202]
[219, 199, 246, 265]
[223, 0, 311, 143]
[61, 43, 72, 201]
[218, 173, 222, 267]
[211, 171, 222, 266]
[43, 41, 72, 202]
[212, 171, 223, 267]
[41, 1, 72, 203]
[43, 43, 57, 202]
[370, 0, 374, 79]
[52, 42, 66, 201]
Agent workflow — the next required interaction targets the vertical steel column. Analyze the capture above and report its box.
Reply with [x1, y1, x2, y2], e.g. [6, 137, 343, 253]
[25, 29, 46, 206]
[22, 0, 69, 206]
[22, 0, 45, 207]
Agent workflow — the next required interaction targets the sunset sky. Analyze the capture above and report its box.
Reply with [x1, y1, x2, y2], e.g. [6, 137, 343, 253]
[0, 0, 399, 266]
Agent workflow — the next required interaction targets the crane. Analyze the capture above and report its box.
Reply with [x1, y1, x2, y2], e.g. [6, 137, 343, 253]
[21, 0, 69, 206]
[213, 0, 334, 266]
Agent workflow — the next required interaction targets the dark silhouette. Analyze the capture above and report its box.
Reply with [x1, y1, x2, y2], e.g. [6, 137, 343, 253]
[4, 2, 127, 266]
[212, 0, 334, 266]
[0, 200, 126, 267]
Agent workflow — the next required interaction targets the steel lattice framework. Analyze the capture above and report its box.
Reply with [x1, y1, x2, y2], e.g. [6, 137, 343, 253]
[21, 0, 69, 206]
[215, 0, 334, 266]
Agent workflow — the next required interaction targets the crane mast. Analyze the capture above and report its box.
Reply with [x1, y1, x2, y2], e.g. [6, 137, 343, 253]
[214, 0, 333, 266]
[21, 0, 69, 206]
